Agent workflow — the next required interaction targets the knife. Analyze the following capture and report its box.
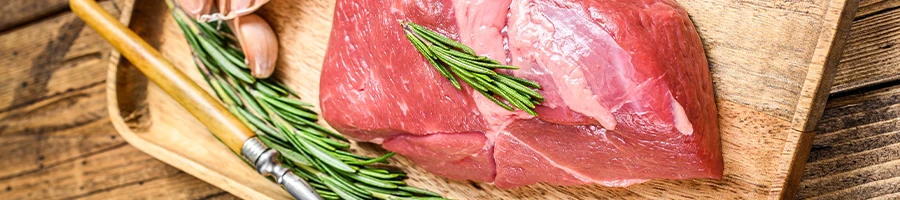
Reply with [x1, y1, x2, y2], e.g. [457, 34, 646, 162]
[69, 0, 322, 199]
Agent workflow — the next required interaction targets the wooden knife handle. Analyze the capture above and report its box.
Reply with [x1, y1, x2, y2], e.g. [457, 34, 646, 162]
[70, 0, 253, 153]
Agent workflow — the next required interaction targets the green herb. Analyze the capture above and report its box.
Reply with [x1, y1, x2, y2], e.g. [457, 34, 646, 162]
[167, 2, 446, 199]
[402, 22, 544, 116]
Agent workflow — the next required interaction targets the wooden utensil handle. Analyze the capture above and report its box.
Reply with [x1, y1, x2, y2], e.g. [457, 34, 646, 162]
[70, 0, 253, 154]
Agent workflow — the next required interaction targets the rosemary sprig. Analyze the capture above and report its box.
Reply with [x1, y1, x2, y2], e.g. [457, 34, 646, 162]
[167, 3, 446, 199]
[402, 22, 544, 116]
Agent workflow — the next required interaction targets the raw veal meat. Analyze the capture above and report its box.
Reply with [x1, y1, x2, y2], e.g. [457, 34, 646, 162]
[320, 0, 722, 188]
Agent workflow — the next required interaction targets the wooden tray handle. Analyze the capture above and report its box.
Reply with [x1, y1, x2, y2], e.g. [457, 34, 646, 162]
[70, 0, 253, 154]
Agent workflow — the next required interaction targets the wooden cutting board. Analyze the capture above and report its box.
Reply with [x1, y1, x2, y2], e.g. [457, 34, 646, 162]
[106, 0, 859, 199]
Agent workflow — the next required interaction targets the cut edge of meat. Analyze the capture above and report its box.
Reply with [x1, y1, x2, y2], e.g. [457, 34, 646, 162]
[381, 131, 498, 182]
[494, 132, 652, 188]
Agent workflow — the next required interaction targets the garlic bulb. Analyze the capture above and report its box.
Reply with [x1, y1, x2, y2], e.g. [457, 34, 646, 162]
[231, 14, 278, 78]
[176, 0, 213, 19]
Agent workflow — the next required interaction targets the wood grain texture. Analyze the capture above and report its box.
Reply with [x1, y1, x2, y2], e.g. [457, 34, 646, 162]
[105, 0, 857, 199]
[797, 84, 900, 200]
[796, 3, 900, 198]
[780, 0, 860, 192]
[0, 0, 69, 32]
[831, 0, 900, 94]
[791, 0, 860, 131]
[0, 0, 237, 199]
[857, 0, 900, 18]
[673, 0, 855, 130]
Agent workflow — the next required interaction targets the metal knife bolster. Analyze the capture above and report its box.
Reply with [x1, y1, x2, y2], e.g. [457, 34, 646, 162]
[242, 137, 323, 200]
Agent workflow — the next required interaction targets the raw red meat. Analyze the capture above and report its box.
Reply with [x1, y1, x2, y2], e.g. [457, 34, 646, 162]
[320, 0, 722, 188]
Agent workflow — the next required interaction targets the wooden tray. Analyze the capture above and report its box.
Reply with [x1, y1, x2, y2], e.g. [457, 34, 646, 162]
[107, 0, 859, 199]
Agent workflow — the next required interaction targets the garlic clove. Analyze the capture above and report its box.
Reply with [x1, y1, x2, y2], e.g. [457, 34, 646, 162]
[176, 0, 213, 19]
[218, 0, 271, 19]
[232, 14, 278, 78]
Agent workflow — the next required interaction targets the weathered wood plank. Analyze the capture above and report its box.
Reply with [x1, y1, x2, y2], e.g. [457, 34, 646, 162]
[0, 143, 231, 199]
[0, 6, 106, 114]
[797, 84, 900, 199]
[0, 85, 119, 178]
[791, 0, 860, 133]
[0, 0, 122, 180]
[798, 4, 900, 197]
[797, 3, 900, 196]
[76, 173, 240, 200]
[809, 177, 900, 200]
[831, 0, 900, 94]
[0, 0, 69, 32]
[0, 0, 238, 199]
[872, 192, 900, 200]
[857, 0, 900, 18]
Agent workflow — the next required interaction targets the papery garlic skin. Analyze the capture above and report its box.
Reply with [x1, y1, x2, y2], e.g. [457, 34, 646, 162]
[218, 0, 271, 19]
[176, 0, 213, 19]
[232, 14, 278, 78]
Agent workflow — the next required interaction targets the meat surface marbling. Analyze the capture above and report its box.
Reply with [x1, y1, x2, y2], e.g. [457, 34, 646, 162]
[320, 0, 723, 188]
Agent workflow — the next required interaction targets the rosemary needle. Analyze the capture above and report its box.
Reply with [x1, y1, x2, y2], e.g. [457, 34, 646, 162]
[167, 2, 447, 199]
[402, 21, 544, 115]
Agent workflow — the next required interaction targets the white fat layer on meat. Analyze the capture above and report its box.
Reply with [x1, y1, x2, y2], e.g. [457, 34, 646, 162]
[593, 179, 650, 187]
[508, 0, 622, 130]
[672, 95, 694, 135]
[453, 0, 625, 131]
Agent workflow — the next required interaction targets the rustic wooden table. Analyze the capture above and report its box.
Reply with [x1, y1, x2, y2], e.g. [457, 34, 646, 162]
[0, 0, 896, 199]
